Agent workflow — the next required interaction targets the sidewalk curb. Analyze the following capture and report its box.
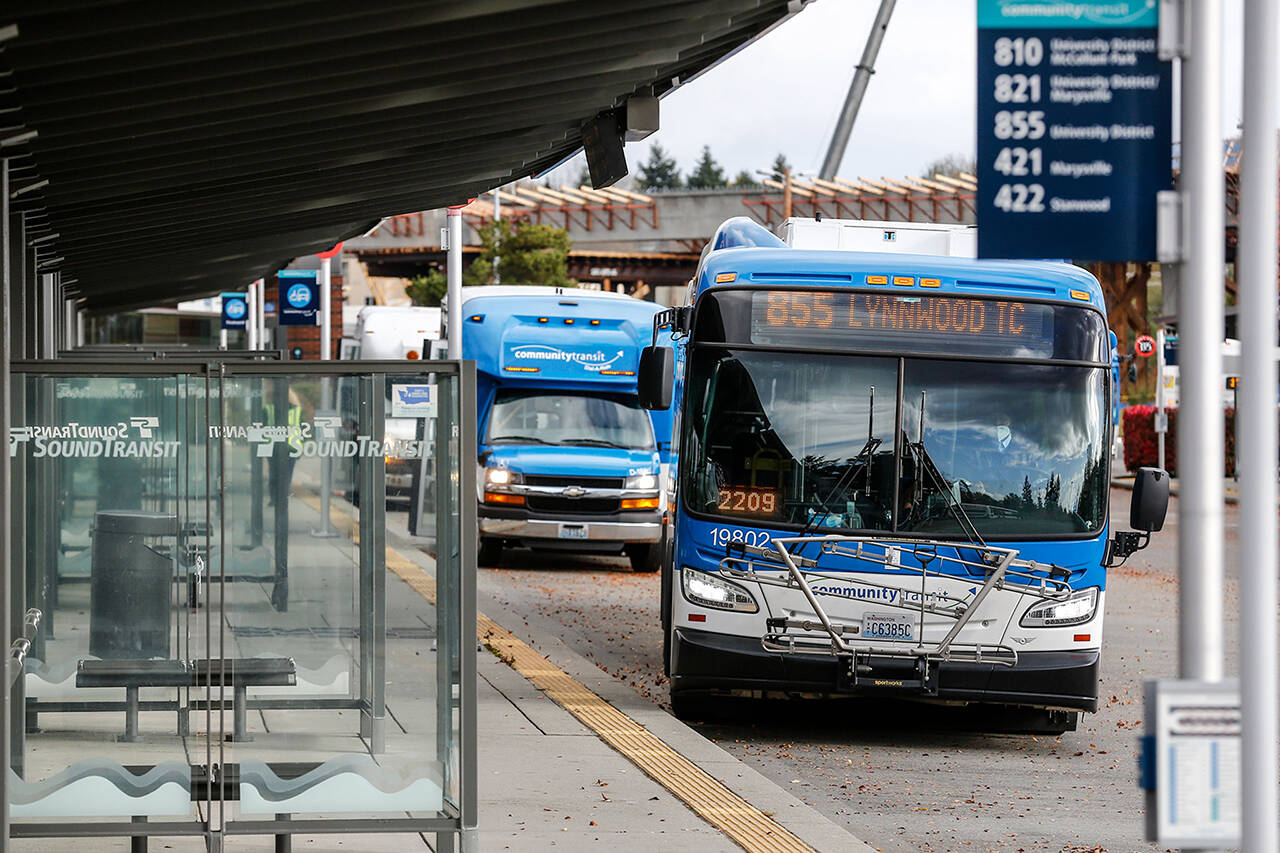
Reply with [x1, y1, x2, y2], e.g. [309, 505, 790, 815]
[380, 515, 874, 851]
[476, 589, 877, 853]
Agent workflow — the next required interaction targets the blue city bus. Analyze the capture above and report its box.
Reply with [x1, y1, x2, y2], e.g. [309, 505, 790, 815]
[639, 217, 1167, 731]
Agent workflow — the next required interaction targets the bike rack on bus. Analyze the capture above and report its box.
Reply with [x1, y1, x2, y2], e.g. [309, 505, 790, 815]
[718, 536, 1079, 694]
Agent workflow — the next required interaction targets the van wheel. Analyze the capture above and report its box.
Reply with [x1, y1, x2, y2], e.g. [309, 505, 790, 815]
[478, 537, 503, 567]
[626, 543, 660, 573]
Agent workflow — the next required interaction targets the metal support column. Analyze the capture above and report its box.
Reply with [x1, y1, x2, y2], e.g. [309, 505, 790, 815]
[246, 282, 257, 351]
[446, 209, 462, 359]
[1237, 0, 1279, 848]
[1176, 0, 1225, 687]
[270, 378, 289, 612]
[2, 153, 15, 853]
[7, 210, 28, 781]
[458, 361, 478, 853]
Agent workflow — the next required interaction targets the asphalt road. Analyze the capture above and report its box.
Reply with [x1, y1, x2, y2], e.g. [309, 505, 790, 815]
[466, 488, 1248, 853]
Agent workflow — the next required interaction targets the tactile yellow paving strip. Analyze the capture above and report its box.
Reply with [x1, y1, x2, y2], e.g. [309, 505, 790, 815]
[295, 489, 816, 852]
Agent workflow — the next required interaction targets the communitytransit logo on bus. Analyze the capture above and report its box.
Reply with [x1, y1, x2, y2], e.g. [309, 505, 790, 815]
[9, 416, 176, 458]
[509, 345, 626, 372]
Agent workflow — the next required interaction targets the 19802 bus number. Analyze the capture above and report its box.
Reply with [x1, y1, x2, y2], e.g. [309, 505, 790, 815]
[710, 527, 773, 549]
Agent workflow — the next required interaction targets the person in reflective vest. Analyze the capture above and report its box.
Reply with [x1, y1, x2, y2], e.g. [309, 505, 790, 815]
[265, 389, 304, 503]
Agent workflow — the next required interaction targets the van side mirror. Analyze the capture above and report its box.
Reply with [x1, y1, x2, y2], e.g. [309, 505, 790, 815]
[1127, 361, 1138, 383]
[1130, 466, 1169, 532]
[638, 346, 673, 410]
[1106, 466, 1168, 566]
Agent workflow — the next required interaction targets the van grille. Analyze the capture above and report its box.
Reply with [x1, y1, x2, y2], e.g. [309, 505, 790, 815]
[523, 475, 625, 489]
[525, 496, 620, 514]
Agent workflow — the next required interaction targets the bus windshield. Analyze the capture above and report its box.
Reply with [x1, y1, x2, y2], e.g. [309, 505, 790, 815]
[487, 390, 655, 450]
[683, 349, 1109, 537]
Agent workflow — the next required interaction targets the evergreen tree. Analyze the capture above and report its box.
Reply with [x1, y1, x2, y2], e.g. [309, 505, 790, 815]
[406, 269, 447, 307]
[686, 145, 728, 189]
[769, 152, 791, 181]
[1021, 475, 1034, 509]
[636, 142, 682, 190]
[462, 219, 574, 288]
[732, 169, 760, 188]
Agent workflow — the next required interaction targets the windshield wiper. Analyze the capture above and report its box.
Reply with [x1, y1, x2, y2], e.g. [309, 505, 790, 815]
[560, 437, 631, 448]
[489, 434, 551, 445]
[907, 389, 987, 550]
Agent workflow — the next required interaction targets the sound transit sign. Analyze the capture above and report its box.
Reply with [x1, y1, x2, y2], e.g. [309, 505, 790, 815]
[976, 1, 1173, 260]
[278, 269, 320, 326]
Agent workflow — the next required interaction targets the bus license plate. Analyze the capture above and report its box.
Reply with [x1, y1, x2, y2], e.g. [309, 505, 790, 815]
[559, 524, 588, 540]
[863, 612, 916, 642]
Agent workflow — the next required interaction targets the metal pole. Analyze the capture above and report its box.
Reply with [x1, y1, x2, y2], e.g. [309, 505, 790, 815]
[1237, 0, 1279, 848]
[256, 278, 266, 351]
[246, 282, 258, 350]
[315, 257, 337, 538]
[2, 154, 15, 853]
[447, 209, 463, 359]
[1155, 328, 1167, 467]
[1177, 0, 1225, 690]
[819, 0, 896, 180]
[492, 189, 501, 285]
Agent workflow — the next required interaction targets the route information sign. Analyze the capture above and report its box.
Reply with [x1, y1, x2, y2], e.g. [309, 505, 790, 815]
[1144, 679, 1241, 847]
[976, 1, 1172, 260]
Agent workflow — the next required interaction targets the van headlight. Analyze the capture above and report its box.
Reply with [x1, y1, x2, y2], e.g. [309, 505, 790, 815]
[681, 568, 758, 613]
[1020, 588, 1098, 628]
[486, 467, 522, 486]
[624, 472, 658, 491]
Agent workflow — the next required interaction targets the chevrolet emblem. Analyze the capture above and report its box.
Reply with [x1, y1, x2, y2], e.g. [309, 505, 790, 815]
[561, 486, 587, 498]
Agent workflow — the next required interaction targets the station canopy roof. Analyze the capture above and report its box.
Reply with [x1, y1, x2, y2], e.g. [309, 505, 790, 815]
[2, 0, 800, 312]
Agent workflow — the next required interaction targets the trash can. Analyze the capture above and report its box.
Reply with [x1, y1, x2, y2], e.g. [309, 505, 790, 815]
[89, 510, 178, 659]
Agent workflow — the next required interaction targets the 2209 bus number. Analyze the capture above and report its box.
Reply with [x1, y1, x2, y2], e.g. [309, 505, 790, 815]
[717, 486, 779, 516]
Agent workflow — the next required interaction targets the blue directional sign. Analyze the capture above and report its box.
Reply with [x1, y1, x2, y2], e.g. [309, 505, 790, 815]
[220, 292, 248, 330]
[277, 270, 320, 326]
[977, 0, 1172, 260]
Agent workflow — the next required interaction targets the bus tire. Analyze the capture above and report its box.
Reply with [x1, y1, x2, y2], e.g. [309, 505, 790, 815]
[626, 542, 661, 573]
[478, 537, 503, 567]
[669, 689, 715, 722]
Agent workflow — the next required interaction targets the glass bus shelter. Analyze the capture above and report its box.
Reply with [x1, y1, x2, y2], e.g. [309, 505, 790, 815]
[5, 358, 476, 851]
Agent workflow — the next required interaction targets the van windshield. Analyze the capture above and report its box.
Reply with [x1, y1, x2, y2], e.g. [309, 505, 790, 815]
[487, 391, 655, 450]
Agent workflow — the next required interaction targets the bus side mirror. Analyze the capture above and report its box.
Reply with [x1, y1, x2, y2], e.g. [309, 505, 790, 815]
[1127, 361, 1138, 383]
[638, 346, 673, 410]
[1130, 466, 1169, 532]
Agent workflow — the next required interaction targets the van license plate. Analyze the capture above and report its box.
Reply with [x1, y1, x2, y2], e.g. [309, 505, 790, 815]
[863, 612, 916, 642]
[559, 524, 588, 540]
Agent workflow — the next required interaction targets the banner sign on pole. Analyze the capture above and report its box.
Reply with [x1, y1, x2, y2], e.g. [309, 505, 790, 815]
[220, 292, 248, 330]
[976, 1, 1172, 260]
[278, 270, 320, 326]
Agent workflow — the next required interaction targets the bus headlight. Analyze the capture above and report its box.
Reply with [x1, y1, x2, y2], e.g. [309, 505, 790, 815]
[1020, 587, 1098, 628]
[624, 472, 658, 491]
[681, 568, 758, 613]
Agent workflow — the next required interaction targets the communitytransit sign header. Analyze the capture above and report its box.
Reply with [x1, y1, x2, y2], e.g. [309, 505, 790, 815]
[976, 0, 1172, 260]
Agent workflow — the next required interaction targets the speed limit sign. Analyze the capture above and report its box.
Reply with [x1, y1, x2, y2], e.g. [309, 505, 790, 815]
[1135, 335, 1156, 358]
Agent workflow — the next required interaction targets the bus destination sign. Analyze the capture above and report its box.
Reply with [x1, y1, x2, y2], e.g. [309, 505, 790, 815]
[749, 290, 1056, 358]
[976, 1, 1172, 260]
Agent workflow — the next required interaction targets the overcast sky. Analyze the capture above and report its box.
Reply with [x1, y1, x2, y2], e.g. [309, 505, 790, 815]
[546, 0, 1271, 186]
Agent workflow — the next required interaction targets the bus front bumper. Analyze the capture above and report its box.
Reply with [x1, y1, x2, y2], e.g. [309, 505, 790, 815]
[670, 628, 1099, 712]
[479, 508, 661, 545]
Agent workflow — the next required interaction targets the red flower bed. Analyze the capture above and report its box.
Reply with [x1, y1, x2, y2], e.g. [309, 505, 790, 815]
[1121, 405, 1235, 477]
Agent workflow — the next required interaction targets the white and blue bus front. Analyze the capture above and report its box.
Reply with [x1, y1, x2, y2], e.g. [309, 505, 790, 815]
[660, 248, 1143, 726]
